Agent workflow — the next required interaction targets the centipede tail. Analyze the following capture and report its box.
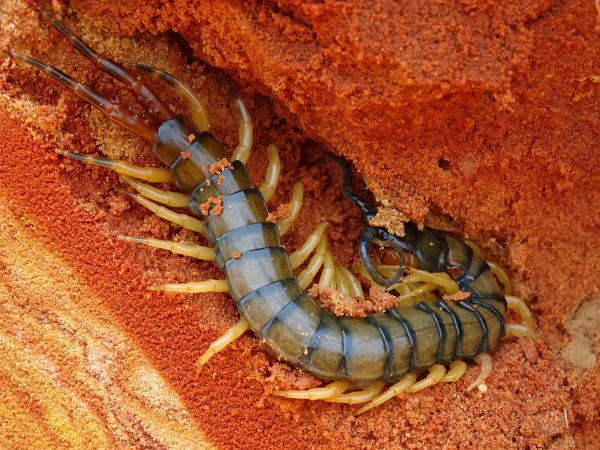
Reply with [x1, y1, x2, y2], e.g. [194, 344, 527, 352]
[12, 10, 534, 416]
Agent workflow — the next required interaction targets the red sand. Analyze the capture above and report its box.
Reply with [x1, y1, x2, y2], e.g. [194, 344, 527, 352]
[0, 0, 598, 448]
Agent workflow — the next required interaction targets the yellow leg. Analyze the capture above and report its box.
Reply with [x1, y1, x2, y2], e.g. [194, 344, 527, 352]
[354, 373, 417, 416]
[119, 190, 206, 236]
[441, 360, 468, 383]
[389, 282, 438, 300]
[338, 266, 364, 299]
[373, 265, 402, 280]
[297, 236, 328, 289]
[466, 352, 492, 391]
[121, 175, 189, 208]
[318, 250, 335, 288]
[325, 381, 386, 404]
[54, 149, 175, 182]
[231, 98, 253, 164]
[289, 222, 327, 269]
[408, 364, 446, 392]
[117, 235, 215, 261]
[370, 265, 459, 303]
[277, 182, 304, 237]
[488, 262, 513, 295]
[380, 280, 420, 307]
[506, 295, 536, 332]
[259, 144, 281, 203]
[196, 318, 250, 369]
[330, 271, 338, 291]
[366, 266, 450, 298]
[117, 235, 215, 260]
[334, 265, 351, 296]
[504, 323, 536, 340]
[404, 269, 459, 294]
[121, 62, 210, 132]
[147, 279, 229, 293]
[273, 380, 351, 400]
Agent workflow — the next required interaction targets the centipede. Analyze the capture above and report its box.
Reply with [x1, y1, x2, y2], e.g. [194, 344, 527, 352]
[11, 10, 536, 416]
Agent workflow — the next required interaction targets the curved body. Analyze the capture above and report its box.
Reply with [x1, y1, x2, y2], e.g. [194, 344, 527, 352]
[158, 116, 507, 385]
[11, 11, 510, 391]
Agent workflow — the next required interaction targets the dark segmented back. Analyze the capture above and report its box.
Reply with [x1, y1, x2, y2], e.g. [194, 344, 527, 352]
[161, 117, 507, 384]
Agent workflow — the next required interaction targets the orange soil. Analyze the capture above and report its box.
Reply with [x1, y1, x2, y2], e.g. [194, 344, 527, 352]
[1, 0, 598, 448]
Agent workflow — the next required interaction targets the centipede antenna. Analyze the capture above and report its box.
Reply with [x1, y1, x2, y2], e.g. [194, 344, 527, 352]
[123, 62, 175, 81]
[53, 149, 111, 167]
[123, 62, 211, 132]
[10, 51, 157, 143]
[10, 51, 76, 88]
[323, 150, 377, 223]
[36, 9, 174, 121]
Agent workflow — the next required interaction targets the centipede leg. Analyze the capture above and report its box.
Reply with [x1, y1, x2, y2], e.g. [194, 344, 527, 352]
[273, 381, 351, 400]
[148, 279, 228, 293]
[37, 9, 173, 121]
[409, 364, 446, 392]
[147, 278, 228, 330]
[277, 182, 304, 237]
[53, 150, 175, 182]
[504, 323, 536, 340]
[231, 98, 253, 164]
[121, 175, 189, 207]
[122, 62, 210, 131]
[196, 318, 250, 370]
[318, 250, 335, 288]
[488, 262, 513, 295]
[441, 360, 468, 383]
[289, 222, 327, 269]
[118, 190, 206, 236]
[297, 236, 328, 289]
[117, 235, 215, 260]
[338, 266, 363, 299]
[10, 52, 157, 143]
[353, 373, 417, 416]
[258, 144, 281, 202]
[506, 295, 536, 333]
[334, 265, 351, 295]
[466, 352, 492, 391]
[325, 381, 386, 404]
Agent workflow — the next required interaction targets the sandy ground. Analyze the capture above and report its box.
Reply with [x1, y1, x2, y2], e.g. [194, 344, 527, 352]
[0, 0, 598, 448]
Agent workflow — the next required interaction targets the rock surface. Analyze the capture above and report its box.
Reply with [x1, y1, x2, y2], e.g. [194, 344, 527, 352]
[0, 0, 598, 448]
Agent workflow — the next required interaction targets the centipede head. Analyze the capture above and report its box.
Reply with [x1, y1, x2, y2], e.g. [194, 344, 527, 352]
[375, 245, 415, 268]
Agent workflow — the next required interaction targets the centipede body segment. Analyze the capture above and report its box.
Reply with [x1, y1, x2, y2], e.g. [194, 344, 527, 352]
[11, 10, 535, 416]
